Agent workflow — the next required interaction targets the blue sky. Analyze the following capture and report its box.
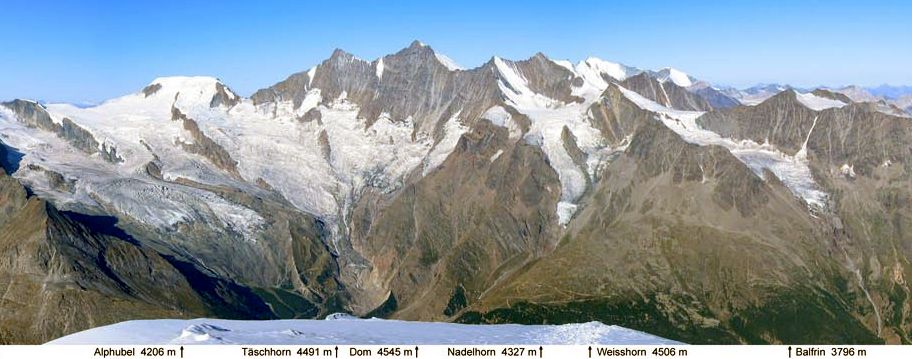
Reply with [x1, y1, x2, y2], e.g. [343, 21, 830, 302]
[1, 0, 909, 103]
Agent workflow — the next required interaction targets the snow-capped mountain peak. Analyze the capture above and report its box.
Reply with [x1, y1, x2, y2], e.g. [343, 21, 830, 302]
[654, 67, 694, 87]
[141, 76, 238, 107]
[548, 57, 576, 74]
[4, 41, 912, 346]
[580, 57, 637, 81]
[793, 90, 847, 111]
[434, 53, 463, 71]
[147, 76, 223, 89]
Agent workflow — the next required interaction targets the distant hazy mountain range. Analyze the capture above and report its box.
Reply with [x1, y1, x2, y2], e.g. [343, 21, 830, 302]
[1, 41, 911, 344]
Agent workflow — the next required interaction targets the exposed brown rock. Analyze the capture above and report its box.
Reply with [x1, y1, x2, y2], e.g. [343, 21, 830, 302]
[621, 73, 712, 111]
[300, 107, 323, 124]
[142, 83, 162, 98]
[348, 119, 562, 319]
[0, 170, 207, 344]
[812, 88, 853, 103]
[210, 82, 240, 108]
[170, 106, 240, 176]
[1, 100, 122, 163]
[561, 125, 589, 184]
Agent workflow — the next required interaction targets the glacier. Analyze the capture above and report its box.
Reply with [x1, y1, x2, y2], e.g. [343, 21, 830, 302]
[617, 86, 829, 208]
[794, 91, 847, 111]
[47, 316, 678, 345]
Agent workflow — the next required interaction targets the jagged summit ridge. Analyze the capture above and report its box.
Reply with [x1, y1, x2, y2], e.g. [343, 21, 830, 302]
[0, 41, 892, 231]
[652, 67, 694, 87]
[2, 41, 912, 345]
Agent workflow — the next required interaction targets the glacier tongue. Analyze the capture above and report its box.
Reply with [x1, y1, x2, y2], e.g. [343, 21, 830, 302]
[1, 100, 267, 237]
[0, 74, 447, 242]
[493, 57, 621, 225]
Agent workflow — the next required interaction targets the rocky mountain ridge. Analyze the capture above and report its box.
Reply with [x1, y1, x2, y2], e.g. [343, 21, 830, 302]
[1, 41, 910, 344]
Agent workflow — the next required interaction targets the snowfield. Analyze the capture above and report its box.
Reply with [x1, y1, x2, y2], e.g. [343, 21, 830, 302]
[654, 68, 693, 87]
[795, 92, 846, 111]
[0, 48, 838, 244]
[47, 316, 678, 345]
[492, 56, 634, 225]
[617, 86, 829, 208]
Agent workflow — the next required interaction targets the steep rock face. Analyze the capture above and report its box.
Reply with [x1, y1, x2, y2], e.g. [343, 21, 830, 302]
[800, 105, 912, 343]
[252, 41, 503, 135]
[459, 120, 883, 344]
[812, 89, 853, 103]
[161, 178, 347, 318]
[697, 90, 820, 154]
[1, 80, 345, 312]
[561, 126, 589, 184]
[170, 106, 240, 176]
[698, 90, 912, 176]
[586, 85, 656, 143]
[1, 100, 121, 163]
[621, 73, 712, 111]
[0, 164, 321, 344]
[0, 139, 22, 175]
[2, 42, 911, 345]
[681, 92, 912, 342]
[0, 167, 206, 344]
[806, 106, 912, 177]
[1, 98, 346, 340]
[348, 120, 562, 318]
[210, 83, 240, 108]
[691, 84, 741, 109]
[2, 100, 59, 133]
[634, 68, 740, 110]
[821, 158, 912, 343]
[511, 53, 581, 104]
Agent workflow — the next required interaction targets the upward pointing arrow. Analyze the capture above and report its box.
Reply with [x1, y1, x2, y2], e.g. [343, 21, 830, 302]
[788, 346, 792, 358]
[415, 346, 419, 357]
[588, 346, 592, 358]
[335, 346, 339, 358]
[539, 346, 543, 358]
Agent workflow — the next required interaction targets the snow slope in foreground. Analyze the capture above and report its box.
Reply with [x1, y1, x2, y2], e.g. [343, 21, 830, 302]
[47, 316, 678, 345]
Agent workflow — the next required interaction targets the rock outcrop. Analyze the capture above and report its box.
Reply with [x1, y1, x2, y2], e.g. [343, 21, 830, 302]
[1, 42, 910, 345]
[621, 73, 712, 111]
[1, 100, 122, 163]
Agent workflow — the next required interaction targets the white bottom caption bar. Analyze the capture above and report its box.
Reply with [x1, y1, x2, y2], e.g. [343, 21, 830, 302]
[1, 345, 910, 359]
